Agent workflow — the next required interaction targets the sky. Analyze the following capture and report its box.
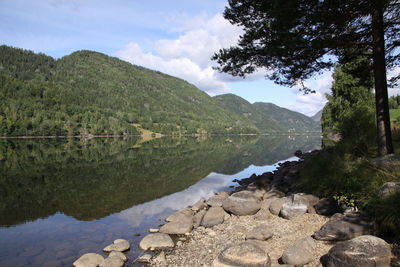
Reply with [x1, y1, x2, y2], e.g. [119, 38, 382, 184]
[1, 0, 399, 116]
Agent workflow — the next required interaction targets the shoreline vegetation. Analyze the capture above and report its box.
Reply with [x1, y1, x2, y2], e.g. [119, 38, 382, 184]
[0, 132, 322, 139]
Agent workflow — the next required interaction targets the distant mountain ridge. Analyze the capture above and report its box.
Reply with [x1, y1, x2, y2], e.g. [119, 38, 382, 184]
[215, 94, 321, 132]
[0, 45, 320, 136]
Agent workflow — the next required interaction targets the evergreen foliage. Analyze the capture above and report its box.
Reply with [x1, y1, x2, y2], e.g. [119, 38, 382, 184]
[213, 0, 400, 155]
[0, 46, 263, 136]
[321, 54, 376, 153]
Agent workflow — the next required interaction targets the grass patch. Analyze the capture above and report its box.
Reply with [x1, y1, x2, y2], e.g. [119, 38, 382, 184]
[390, 109, 400, 122]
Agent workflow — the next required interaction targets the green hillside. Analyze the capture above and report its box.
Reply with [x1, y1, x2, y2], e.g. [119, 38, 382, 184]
[214, 94, 284, 132]
[215, 94, 321, 133]
[0, 46, 258, 136]
[253, 102, 321, 132]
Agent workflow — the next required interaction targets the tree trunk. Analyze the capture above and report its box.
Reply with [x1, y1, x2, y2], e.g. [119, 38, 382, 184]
[372, 7, 394, 156]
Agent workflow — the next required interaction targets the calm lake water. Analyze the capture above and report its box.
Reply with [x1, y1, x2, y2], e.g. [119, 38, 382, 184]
[0, 135, 321, 267]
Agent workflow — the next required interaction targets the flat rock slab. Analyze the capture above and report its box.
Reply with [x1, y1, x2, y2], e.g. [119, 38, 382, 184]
[321, 235, 392, 267]
[160, 216, 193, 235]
[139, 233, 174, 251]
[166, 208, 194, 222]
[281, 236, 316, 266]
[73, 253, 104, 267]
[314, 198, 341, 216]
[213, 241, 271, 267]
[313, 213, 375, 241]
[201, 206, 225, 228]
[103, 239, 130, 252]
[245, 224, 273, 241]
[222, 191, 261, 216]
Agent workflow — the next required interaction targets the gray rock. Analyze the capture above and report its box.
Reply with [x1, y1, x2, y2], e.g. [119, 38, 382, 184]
[281, 237, 316, 266]
[313, 213, 375, 241]
[314, 198, 342, 216]
[108, 251, 127, 262]
[191, 199, 208, 211]
[245, 225, 273, 241]
[99, 256, 124, 267]
[222, 191, 261, 216]
[136, 253, 152, 263]
[73, 253, 104, 267]
[213, 241, 271, 267]
[207, 192, 229, 207]
[378, 181, 400, 198]
[103, 239, 130, 252]
[139, 233, 174, 251]
[321, 235, 392, 267]
[160, 215, 193, 234]
[166, 208, 194, 222]
[280, 194, 309, 219]
[269, 197, 288, 216]
[254, 209, 270, 221]
[373, 154, 400, 172]
[301, 194, 320, 206]
[201, 206, 225, 227]
[193, 209, 207, 228]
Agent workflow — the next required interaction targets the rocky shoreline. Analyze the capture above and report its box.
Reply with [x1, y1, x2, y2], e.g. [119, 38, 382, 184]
[73, 149, 400, 267]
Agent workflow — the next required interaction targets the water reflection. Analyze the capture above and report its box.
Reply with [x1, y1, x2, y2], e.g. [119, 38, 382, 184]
[0, 135, 320, 266]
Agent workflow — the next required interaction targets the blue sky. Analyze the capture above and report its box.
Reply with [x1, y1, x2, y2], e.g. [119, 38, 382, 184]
[0, 0, 334, 116]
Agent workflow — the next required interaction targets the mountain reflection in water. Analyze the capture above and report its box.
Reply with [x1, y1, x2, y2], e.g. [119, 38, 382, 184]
[0, 135, 320, 266]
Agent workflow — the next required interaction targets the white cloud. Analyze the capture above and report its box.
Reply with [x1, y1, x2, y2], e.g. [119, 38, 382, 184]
[285, 72, 333, 116]
[116, 14, 243, 94]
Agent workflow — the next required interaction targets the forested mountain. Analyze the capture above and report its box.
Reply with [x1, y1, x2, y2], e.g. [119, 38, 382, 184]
[214, 94, 284, 132]
[0, 46, 258, 136]
[253, 102, 321, 132]
[0, 46, 320, 136]
[215, 94, 321, 132]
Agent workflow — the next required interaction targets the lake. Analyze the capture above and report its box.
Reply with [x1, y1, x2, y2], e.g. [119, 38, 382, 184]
[0, 135, 321, 266]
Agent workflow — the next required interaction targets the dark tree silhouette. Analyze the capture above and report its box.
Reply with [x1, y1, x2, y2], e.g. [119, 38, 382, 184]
[213, 0, 400, 155]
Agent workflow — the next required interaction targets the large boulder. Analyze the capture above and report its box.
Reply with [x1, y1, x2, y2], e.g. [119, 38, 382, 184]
[269, 197, 288, 216]
[280, 194, 309, 219]
[201, 206, 225, 228]
[207, 192, 229, 207]
[314, 198, 341, 216]
[321, 235, 392, 267]
[222, 191, 261, 216]
[139, 233, 174, 251]
[281, 237, 316, 267]
[313, 213, 376, 241]
[103, 239, 130, 252]
[191, 199, 208, 211]
[213, 241, 271, 267]
[73, 253, 104, 267]
[378, 181, 400, 198]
